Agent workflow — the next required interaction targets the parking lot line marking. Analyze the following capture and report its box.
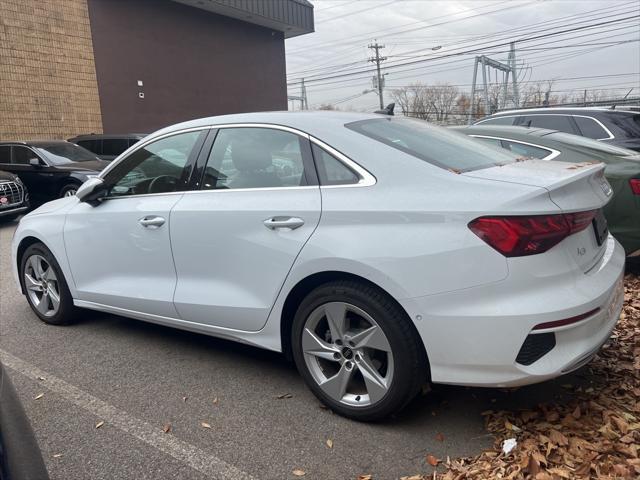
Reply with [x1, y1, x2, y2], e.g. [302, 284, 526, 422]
[0, 349, 255, 480]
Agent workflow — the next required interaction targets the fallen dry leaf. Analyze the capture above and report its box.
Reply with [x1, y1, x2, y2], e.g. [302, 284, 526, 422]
[162, 423, 171, 433]
[201, 422, 212, 429]
[326, 439, 333, 449]
[426, 455, 439, 466]
[34, 393, 44, 400]
[212, 397, 219, 405]
[95, 421, 104, 429]
[357, 475, 372, 480]
[435, 432, 445, 442]
[277, 393, 293, 399]
[37, 376, 45, 381]
[292, 469, 306, 476]
[182, 396, 188, 402]
[52, 454, 63, 458]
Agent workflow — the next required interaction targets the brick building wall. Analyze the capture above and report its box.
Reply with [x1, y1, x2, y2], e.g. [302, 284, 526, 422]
[0, 0, 103, 141]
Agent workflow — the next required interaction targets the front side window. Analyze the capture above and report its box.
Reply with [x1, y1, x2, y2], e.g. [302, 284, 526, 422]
[346, 118, 516, 172]
[13, 146, 39, 165]
[574, 116, 609, 139]
[311, 144, 360, 185]
[201, 128, 309, 190]
[105, 131, 202, 197]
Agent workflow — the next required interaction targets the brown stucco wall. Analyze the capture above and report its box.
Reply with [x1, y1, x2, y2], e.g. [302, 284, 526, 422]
[0, 0, 103, 141]
[87, 0, 288, 134]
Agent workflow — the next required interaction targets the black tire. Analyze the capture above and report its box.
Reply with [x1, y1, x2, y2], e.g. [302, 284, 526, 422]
[59, 183, 80, 198]
[291, 280, 428, 421]
[20, 242, 79, 325]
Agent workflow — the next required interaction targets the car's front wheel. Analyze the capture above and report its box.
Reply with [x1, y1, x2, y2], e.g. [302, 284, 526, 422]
[59, 183, 80, 198]
[21, 243, 78, 325]
[292, 280, 428, 421]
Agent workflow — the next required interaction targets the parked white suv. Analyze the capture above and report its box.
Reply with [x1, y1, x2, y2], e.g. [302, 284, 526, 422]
[12, 112, 625, 420]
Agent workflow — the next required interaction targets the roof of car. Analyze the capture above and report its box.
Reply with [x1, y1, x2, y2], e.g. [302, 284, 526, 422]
[147, 110, 389, 140]
[0, 140, 72, 147]
[487, 107, 638, 116]
[69, 133, 148, 140]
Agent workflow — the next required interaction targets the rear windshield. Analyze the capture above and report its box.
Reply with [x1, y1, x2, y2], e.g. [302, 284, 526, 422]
[35, 143, 100, 164]
[345, 117, 516, 172]
[542, 131, 637, 157]
[607, 113, 640, 139]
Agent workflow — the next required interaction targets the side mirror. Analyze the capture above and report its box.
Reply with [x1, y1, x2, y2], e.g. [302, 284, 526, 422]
[29, 157, 42, 167]
[76, 177, 107, 204]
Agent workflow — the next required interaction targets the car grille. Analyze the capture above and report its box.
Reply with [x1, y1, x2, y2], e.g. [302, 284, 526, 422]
[515, 332, 556, 366]
[0, 181, 25, 209]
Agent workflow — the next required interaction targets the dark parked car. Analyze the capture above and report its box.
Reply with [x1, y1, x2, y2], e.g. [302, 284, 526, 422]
[0, 141, 109, 204]
[0, 170, 29, 222]
[67, 134, 146, 161]
[0, 361, 50, 479]
[455, 124, 640, 257]
[474, 107, 640, 151]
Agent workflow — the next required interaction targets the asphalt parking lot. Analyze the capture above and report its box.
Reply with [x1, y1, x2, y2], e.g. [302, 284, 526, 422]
[0, 220, 601, 480]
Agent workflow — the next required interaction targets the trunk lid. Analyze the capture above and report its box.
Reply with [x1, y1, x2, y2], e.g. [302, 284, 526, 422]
[464, 159, 613, 271]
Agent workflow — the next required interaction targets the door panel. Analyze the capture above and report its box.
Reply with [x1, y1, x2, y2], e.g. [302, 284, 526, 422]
[170, 188, 321, 331]
[64, 195, 182, 317]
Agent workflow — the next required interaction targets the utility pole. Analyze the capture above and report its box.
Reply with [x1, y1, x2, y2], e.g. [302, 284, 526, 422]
[301, 78, 308, 110]
[368, 42, 387, 109]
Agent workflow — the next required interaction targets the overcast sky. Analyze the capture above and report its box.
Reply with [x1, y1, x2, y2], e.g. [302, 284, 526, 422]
[284, 0, 640, 111]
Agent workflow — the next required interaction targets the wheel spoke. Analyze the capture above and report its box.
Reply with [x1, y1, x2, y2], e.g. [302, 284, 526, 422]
[350, 325, 391, 352]
[357, 356, 389, 403]
[319, 363, 353, 400]
[48, 287, 60, 311]
[324, 303, 347, 341]
[43, 265, 57, 282]
[302, 328, 340, 362]
[24, 273, 42, 292]
[35, 295, 50, 315]
[29, 256, 45, 279]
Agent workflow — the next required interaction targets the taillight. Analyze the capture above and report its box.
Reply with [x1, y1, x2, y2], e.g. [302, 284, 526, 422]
[630, 179, 640, 195]
[468, 210, 597, 257]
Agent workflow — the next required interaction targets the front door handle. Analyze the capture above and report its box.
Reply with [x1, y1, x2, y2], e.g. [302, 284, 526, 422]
[263, 216, 305, 230]
[139, 215, 166, 229]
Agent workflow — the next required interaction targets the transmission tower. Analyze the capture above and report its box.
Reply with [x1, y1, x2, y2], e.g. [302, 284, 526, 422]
[468, 42, 520, 124]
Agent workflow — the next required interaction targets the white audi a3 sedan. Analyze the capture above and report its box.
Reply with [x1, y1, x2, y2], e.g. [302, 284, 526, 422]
[12, 111, 625, 421]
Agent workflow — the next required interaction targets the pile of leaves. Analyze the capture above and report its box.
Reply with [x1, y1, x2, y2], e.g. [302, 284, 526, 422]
[433, 272, 640, 480]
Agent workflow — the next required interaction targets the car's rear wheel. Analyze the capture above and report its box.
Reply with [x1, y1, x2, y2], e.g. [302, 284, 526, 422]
[292, 280, 428, 421]
[21, 243, 78, 325]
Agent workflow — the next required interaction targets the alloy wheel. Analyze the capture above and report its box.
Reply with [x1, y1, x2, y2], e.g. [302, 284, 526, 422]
[24, 255, 60, 317]
[302, 302, 394, 407]
[63, 189, 77, 197]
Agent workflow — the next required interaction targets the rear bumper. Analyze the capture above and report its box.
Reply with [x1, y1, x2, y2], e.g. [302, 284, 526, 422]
[399, 234, 625, 387]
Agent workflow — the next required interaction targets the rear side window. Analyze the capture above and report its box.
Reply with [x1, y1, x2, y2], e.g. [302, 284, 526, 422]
[311, 144, 359, 185]
[520, 115, 576, 134]
[77, 139, 99, 153]
[129, 138, 141, 147]
[102, 139, 129, 156]
[0, 146, 10, 163]
[346, 118, 516, 172]
[476, 116, 515, 126]
[574, 116, 609, 139]
[499, 140, 552, 159]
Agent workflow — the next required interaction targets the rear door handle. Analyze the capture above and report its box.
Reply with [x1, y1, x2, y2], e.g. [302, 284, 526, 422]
[139, 215, 166, 228]
[263, 216, 305, 230]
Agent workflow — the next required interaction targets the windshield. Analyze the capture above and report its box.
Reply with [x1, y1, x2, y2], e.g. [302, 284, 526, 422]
[35, 143, 100, 165]
[345, 117, 516, 172]
[542, 131, 637, 157]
